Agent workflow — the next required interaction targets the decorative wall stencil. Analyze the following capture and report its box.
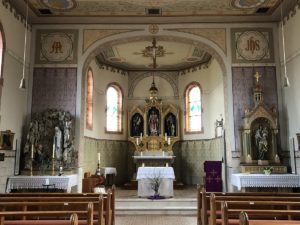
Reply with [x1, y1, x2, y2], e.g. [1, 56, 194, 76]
[83, 29, 140, 52]
[231, 28, 274, 63]
[83, 138, 129, 185]
[232, 0, 266, 9]
[35, 29, 78, 64]
[232, 67, 278, 152]
[166, 28, 226, 53]
[32, 68, 77, 116]
[173, 138, 224, 185]
[41, 0, 76, 10]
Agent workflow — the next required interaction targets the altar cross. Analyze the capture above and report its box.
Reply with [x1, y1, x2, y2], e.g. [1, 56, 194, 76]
[254, 71, 262, 83]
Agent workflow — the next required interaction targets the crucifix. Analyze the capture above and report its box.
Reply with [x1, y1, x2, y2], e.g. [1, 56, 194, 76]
[254, 71, 262, 83]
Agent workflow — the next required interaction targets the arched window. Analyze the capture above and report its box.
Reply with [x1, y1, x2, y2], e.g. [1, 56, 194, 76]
[185, 82, 202, 132]
[86, 68, 93, 129]
[106, 83, 123, 133]
[0, 25, 4, 79]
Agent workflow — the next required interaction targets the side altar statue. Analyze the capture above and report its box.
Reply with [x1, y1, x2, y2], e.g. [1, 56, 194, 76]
[239, 72, 286, 174]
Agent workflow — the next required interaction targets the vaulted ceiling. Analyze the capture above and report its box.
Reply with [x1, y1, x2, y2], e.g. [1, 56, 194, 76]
[7, 0, 299, 72]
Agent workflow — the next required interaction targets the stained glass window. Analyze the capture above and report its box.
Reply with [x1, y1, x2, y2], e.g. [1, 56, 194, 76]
[106, 84, 122, 132]
[86, 68, 93, 129]
[185, 83, 202, 132]
[0, 30, 3, 78]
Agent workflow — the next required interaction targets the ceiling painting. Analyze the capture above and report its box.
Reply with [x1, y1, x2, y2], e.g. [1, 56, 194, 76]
[28, 0, 280, 17]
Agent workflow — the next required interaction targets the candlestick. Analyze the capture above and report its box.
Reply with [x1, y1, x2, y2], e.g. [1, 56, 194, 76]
[165, 133, 167, 142]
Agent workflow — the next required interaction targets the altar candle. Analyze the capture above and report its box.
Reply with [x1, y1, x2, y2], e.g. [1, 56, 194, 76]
[163, 151, 165, 156]
[98, 153, 101, 163]
[167, 137, 171, 145]
[165, 133, 167, 142]
[52, 142, 55, 158]
[141, 151, 143, 156]
[140, 133, 143, 141]
[45, 178, 49, 185]
[31, 144, 34, 159]
[136, 138, 139, 145]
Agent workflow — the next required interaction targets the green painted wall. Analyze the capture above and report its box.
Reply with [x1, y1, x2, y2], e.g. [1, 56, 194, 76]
[83, 138, 130, 185]
[173, 137, 224, 185]
[83, 137, 224, 186]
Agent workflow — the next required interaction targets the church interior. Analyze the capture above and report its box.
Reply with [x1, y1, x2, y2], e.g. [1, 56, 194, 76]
[1, 0, 300, 224]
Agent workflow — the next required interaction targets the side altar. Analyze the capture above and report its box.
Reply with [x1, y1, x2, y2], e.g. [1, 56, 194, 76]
[238, 72, 286, 174]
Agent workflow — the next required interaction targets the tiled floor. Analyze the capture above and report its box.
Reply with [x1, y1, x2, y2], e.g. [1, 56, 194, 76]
[115, 215, 197, 225]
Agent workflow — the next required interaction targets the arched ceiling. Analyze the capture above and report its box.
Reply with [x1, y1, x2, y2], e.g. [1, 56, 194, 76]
[95, 39, 212, 71]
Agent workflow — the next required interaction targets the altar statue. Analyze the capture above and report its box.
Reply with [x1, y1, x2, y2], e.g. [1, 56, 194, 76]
[255, 125, 268, 160]
[149, 110, 159, 135]
[54, 126, 62, 160]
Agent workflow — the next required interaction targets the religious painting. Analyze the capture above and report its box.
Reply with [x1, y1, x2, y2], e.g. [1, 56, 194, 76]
[0, 130, 15, 150]
[147, 107, 160, 136]
[164, 113, 176, 137]
[131, 113, 144, 137]
[231, 28, 274, 63]
[35, 29, 78, 64]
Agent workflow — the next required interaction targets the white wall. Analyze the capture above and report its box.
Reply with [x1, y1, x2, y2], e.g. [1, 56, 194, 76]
[84, 59, 128, 140]
[178, 59, 224, 140]
[0, 3, 31, 192]
[279, 9, 300, 150]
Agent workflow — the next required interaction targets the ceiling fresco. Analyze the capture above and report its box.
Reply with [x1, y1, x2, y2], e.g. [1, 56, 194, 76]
[95, 39, 212, 71]
[29, 0, 280, 17]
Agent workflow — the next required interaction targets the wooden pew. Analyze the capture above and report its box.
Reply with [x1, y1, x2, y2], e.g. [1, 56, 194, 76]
[1, 184, 116, 225]
[209, 193, 300, 225]
[198, 186, 300, 225]
[0, 213, 79, 225]
[0, 195, 109, 225]
[0, 188, 115, 225]
[0, 203, 94, 225]
[222, 201, 300, 225]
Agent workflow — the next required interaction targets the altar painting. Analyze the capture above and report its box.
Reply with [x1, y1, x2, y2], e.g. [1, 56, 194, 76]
[147, 107, 160, 136]
[131, 113, 144, 137]
[164, 113, 176, 137]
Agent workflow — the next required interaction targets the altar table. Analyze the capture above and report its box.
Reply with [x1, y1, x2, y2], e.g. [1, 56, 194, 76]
[100, 167, 117, 186]
[6, 175, 78, 193]
[136, 167, 175, 197]
[231, 173, 300, 191]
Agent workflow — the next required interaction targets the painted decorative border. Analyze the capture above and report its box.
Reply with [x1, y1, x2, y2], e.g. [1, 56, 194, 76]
[231, 28, 274, 63]
[35, 29, 78, 64]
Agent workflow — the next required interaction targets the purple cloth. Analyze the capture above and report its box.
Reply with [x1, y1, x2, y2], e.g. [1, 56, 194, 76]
[204, 161, 222, 192]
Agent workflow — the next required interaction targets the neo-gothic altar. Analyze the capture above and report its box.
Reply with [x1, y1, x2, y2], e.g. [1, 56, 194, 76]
[128, 77, 180, 158]
[239, 72, 286, 173]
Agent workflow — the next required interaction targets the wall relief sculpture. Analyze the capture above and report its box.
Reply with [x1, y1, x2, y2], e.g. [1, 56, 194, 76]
[22, 109, 76, 173]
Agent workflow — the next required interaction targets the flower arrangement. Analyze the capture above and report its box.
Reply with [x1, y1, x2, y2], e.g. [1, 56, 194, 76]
[263, 166, 273, 175]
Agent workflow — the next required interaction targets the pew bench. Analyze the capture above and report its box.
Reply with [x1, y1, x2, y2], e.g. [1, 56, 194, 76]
[221, 202, 300, 225]
[0, 208, 92, 225]
[0, 185, 115, 225]
[198, 186, 300, 225]
[239, 211, 300, 225]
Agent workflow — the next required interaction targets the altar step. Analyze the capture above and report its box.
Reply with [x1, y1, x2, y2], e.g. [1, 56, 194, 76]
[122, 180, 185, 190]
[116, 198, 197, 215]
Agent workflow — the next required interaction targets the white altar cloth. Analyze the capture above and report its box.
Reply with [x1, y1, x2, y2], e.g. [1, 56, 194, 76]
[6, 174, 78, 193]
[100, 167, 117, 176]
[136, 167, 175, 197]
[231, 173, 300, 190]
